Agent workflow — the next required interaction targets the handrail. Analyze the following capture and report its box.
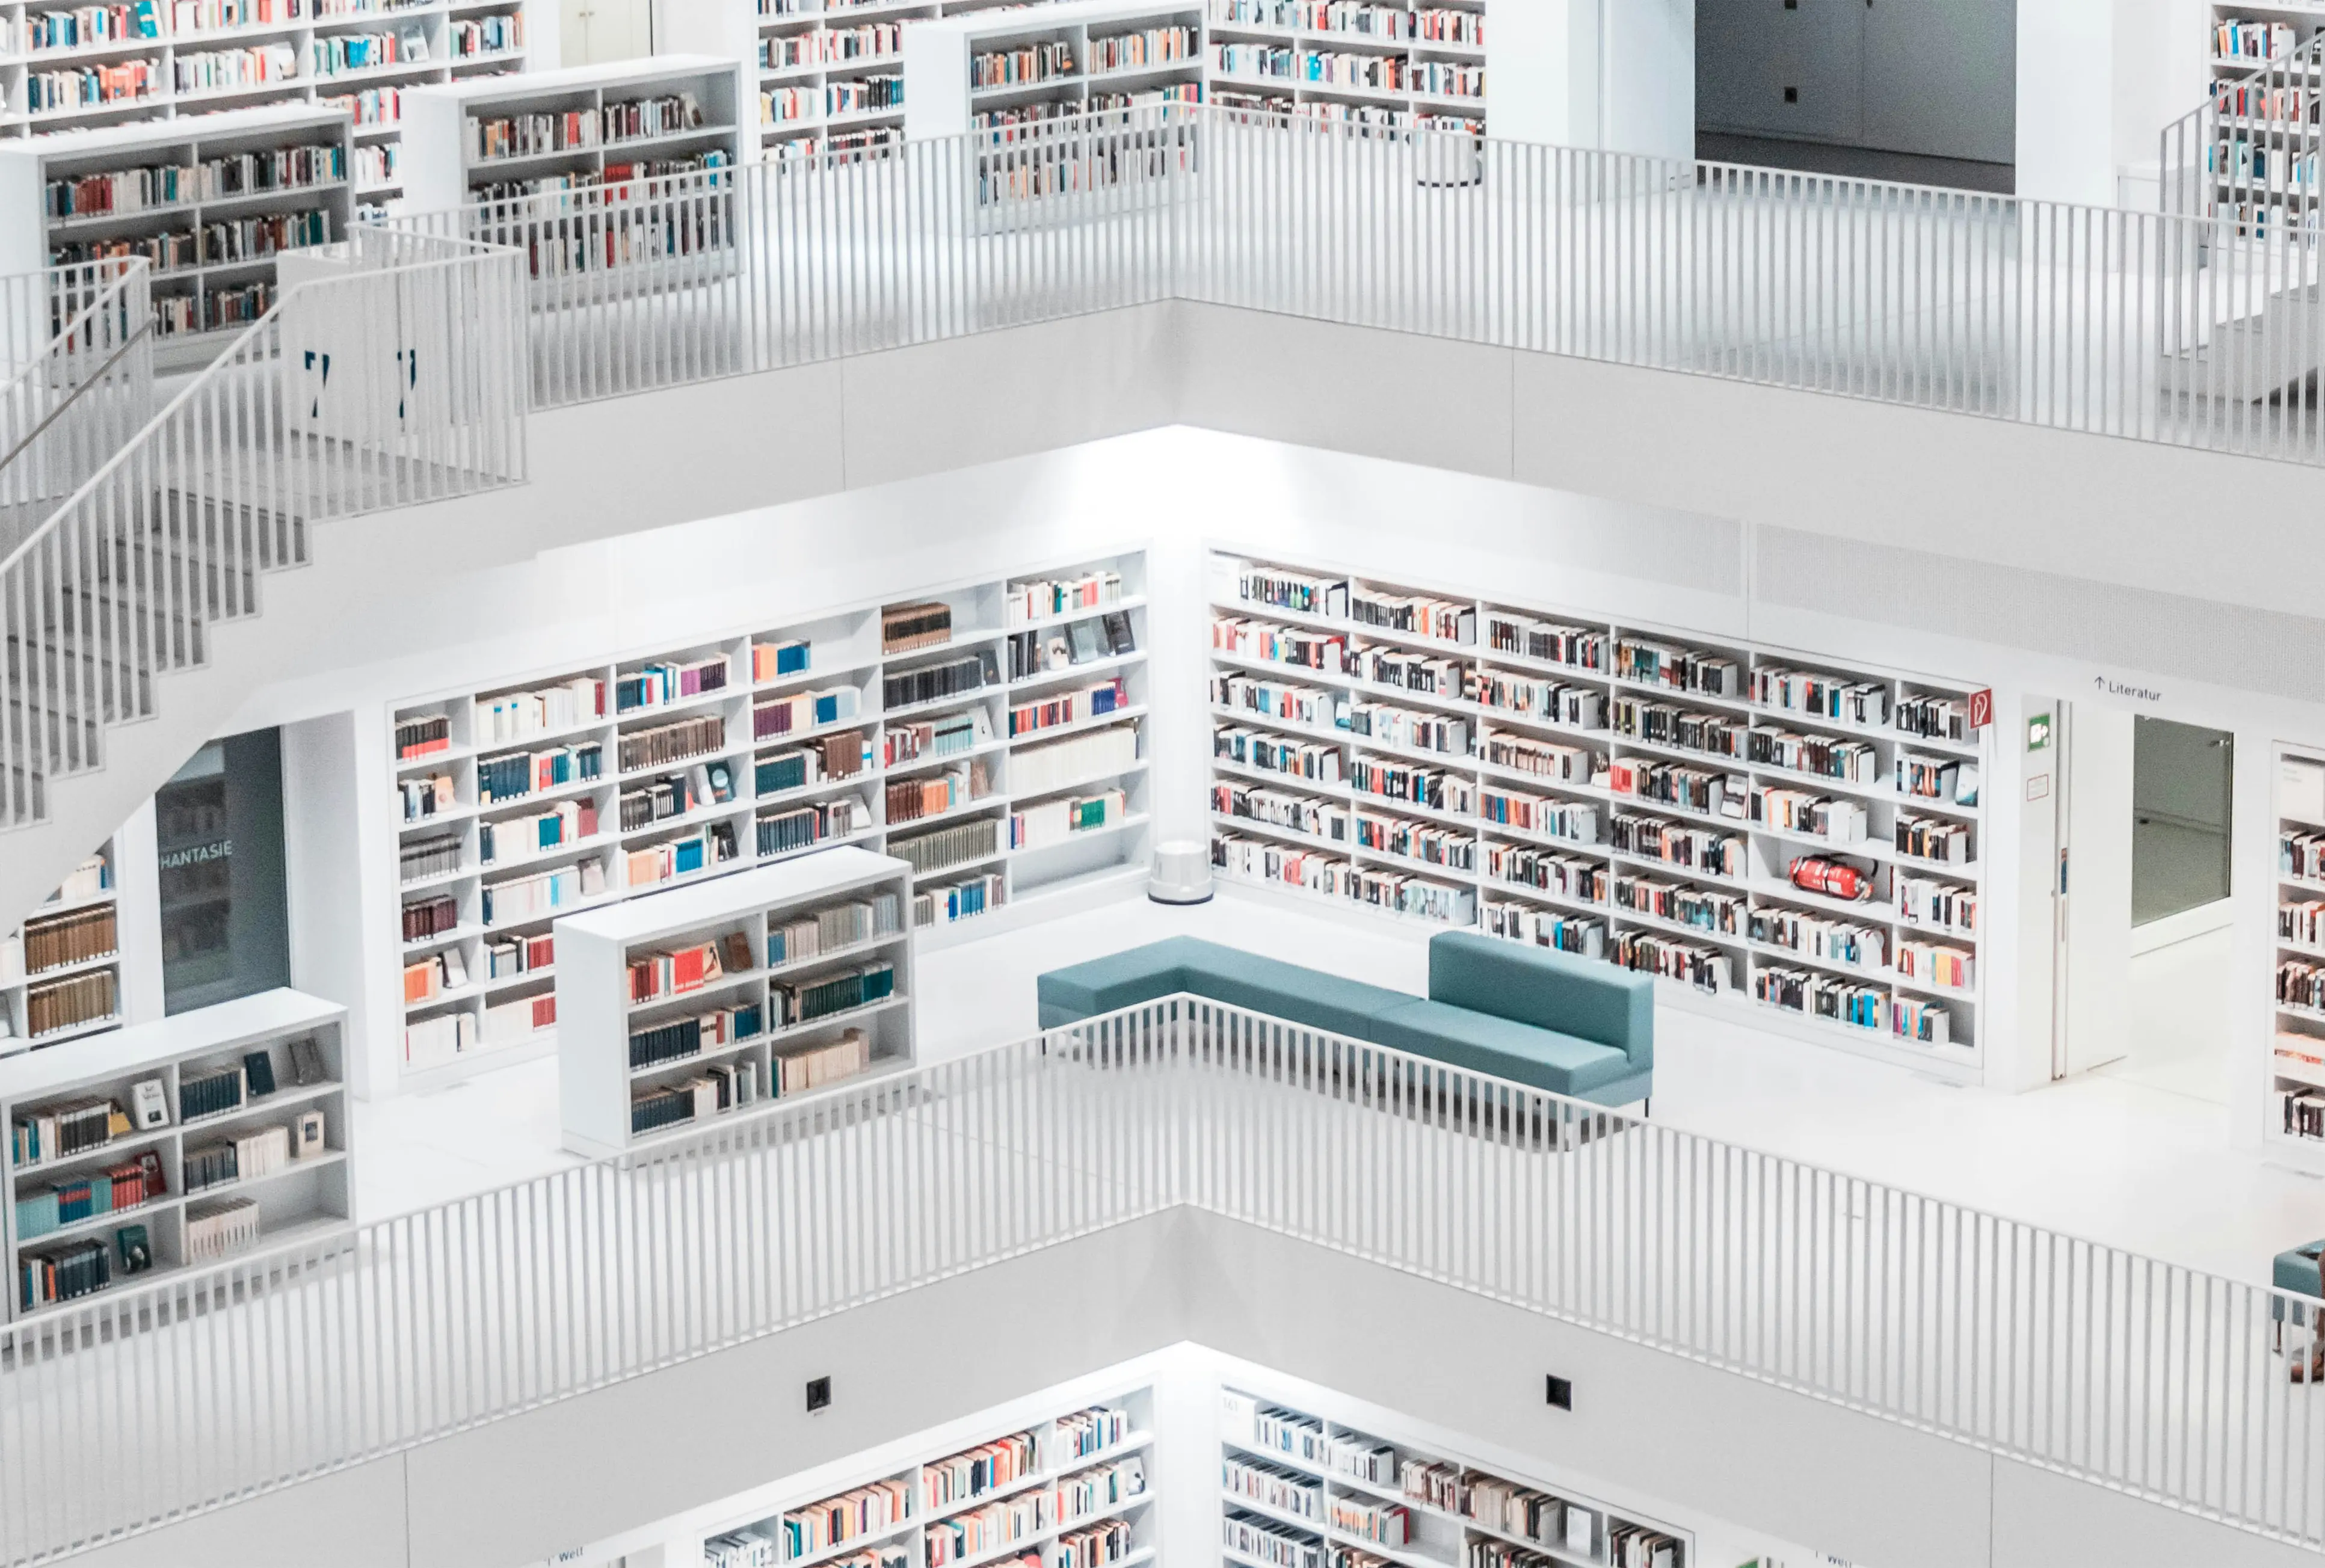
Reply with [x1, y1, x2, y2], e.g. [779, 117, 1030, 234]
[2161, 30, 2325, 222]
[0, 259, 153, 558]
[0, 230, 529, 846]
[0, 319, 153, 481]
[0, 259, 145, 406]
[2, 994, 2321, 1564]
[380, 104, 2324, 460]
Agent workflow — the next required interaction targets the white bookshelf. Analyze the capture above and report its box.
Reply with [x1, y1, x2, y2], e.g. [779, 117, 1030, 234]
[1, 988, 350, 1320]
[399, 53, 745, 210]
[0, 841, 122, 1056]
[387, 547, 1150, 1086]
[661, 0, 1494, 162]
[0, 0, 544, 217]
[2208, 4, 2325, 79]
[1198, 0, 1485, 134]
[2197, 5, 2323, 230]
[2271, 746, 2325, 1169]
[698, 1381, 1158, 1568]
[1216, 1385, 1688, 1568]
[0, 103, 354, 359]
[1206, 548, 1989, 1078]
[553, 846, 914, 1157]
[903, 0, 1204, 140]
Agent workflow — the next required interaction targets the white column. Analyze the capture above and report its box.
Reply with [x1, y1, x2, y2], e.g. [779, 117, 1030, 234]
[2016, 0, 2116, 205]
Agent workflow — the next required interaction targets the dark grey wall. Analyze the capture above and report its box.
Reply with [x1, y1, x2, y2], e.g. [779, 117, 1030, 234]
[1699, 0, 2018, 166]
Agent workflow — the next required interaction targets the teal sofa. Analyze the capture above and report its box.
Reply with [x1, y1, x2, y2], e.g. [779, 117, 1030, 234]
[1036, 932, 1652, 1107]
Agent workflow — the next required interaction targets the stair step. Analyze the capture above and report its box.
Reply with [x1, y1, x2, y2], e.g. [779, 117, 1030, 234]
[2158, 338, 2322, 401]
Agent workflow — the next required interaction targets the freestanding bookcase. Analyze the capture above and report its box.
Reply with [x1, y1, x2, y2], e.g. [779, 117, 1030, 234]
[664, 0, 1498, 162]
[0, 103, 356, 362]
[553, 846, 916, 1157]
[1, 989, 351, 1320]
[903, 0, 1206, 141]
[399, 54, 747, 211]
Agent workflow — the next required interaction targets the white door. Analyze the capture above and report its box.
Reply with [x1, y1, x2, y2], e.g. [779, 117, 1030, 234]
[2016, 697, 2063, 1083]
[559, 0, 651, 66]
[2057, 701, 2136, 1077]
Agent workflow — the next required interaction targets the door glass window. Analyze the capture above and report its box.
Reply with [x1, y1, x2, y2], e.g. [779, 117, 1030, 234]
[158, 728, 291, 1014]
[2131, 716, 2233, 924]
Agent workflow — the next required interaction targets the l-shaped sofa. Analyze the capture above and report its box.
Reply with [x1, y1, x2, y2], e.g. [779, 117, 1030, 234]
[1036, 930, 1653, 1108]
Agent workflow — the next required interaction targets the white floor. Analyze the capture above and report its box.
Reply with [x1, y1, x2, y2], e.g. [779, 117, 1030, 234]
[353, 891, 2325, 1288]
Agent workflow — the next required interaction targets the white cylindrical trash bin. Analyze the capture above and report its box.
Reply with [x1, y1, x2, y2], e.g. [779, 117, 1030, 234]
[1149, 840, 1213, 905]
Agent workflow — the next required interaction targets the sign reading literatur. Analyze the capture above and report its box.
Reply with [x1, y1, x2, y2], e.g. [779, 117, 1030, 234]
[1967, 687, 1994, 731]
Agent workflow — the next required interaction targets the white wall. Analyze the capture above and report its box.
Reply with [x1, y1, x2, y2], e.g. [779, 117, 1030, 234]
[2113, 0, 2213, 205]
[2019, 0, 2214, 206]
[1601, 0, 1696, 161]
[2017, 0, 2115, 203]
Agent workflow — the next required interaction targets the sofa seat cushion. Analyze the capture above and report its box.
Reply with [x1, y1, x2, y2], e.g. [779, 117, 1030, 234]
[1036, 936, 1205, 1027]
[1369, 998, 1633, 1098]
[1178, 947, 1412, 1041]
[1037, 936, 1411, 1041]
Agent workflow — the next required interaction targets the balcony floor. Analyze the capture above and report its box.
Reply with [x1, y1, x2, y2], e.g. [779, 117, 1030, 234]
[353, 888, 2314, 1291]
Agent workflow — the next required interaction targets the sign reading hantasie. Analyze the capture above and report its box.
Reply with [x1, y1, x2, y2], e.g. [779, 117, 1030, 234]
[159, 838, 232, 871]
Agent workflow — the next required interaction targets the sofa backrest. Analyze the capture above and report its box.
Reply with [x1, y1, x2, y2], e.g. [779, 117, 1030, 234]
[1427, 930, 1653, 1068]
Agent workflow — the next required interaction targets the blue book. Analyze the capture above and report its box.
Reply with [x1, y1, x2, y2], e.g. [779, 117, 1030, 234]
[16, 1192, 58, 1241]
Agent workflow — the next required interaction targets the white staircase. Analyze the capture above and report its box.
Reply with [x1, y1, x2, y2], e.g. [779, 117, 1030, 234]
[2158, 32, 2325, 403]
[0, 235, 528, 930]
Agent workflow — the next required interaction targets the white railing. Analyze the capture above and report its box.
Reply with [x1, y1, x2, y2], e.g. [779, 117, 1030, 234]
[0, 230, 529, 835]
[4, 996, 2323, 1564]
[387, 105, 2324, 461]
[2163, 31, 2325, 229]
[0, 260, 154, 559]
[2158, 38, 2325, 411]
[12, 112, 2315, 855]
